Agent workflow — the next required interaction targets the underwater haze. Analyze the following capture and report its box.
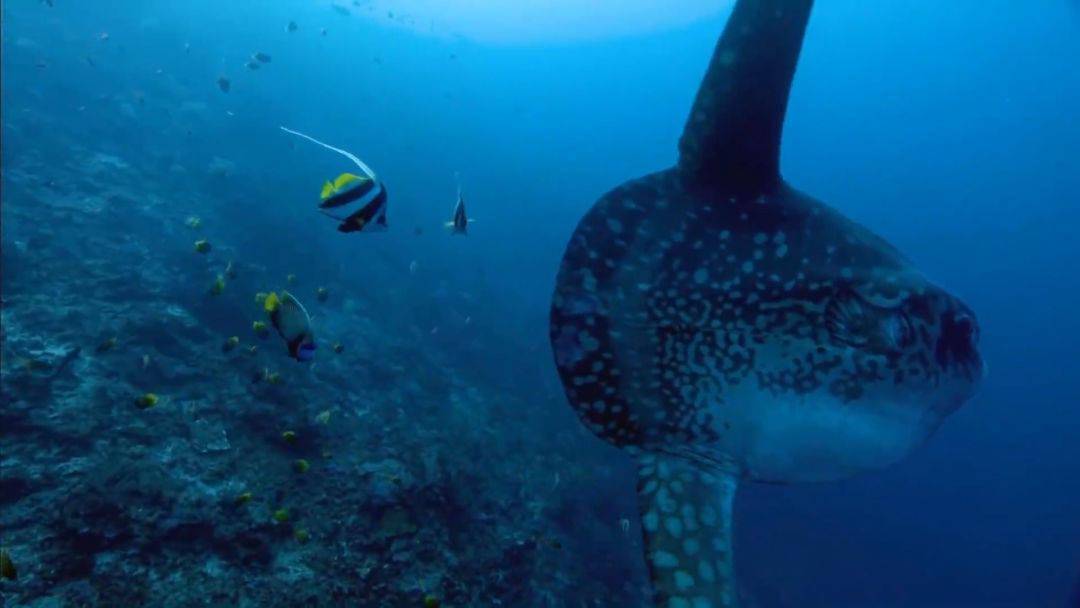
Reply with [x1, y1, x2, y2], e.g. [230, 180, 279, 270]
[2, 1, 1079, 607]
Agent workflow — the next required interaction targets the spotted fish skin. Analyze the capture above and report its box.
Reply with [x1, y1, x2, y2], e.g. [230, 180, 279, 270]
[551, 170, 981, 482]
[549, 2, 982, 604]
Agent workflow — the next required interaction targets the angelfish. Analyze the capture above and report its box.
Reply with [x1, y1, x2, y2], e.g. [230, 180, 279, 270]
[264, 291, 316, 361]
[280, 126, 387, 233]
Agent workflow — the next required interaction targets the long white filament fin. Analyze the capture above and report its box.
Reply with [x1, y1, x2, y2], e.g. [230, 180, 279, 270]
[280, 126, 377, 180]
[453, 170, 464, 215]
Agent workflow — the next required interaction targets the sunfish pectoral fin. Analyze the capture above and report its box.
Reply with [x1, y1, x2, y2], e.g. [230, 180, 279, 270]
[636, 452, 739, 608]
[678, 0, 814, 194]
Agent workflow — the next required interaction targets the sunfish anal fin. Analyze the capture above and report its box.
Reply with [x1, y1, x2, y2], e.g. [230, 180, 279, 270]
[678, 0, 814, 195]
[637, 452, 739, 608]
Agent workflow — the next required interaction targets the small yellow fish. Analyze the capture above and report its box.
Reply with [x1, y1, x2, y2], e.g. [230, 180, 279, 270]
[253, 320, 270, 338]
[135, 393, 159, 409]
[209, 274, 226, 296]
[281, 430, 297, 444]
[185, 216, 202, 229]
[294, 528, 310, 543]
[222, 336, 240, 352]
[272, 508, 289, 523]
[315, 410, 331, 425]
[235, 492, 253, 505]
[194, 239, 211, 254]
[294, 459, 310, 473]
[96, 336, 118, 353]
[17, 357, 49, 372]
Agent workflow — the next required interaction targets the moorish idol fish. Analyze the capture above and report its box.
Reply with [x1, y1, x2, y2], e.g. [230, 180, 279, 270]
[264, 291, 316, 361]
[280, 126, 388, 233]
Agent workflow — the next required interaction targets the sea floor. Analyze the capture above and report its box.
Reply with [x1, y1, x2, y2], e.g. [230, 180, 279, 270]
[0, 120, 647, 607]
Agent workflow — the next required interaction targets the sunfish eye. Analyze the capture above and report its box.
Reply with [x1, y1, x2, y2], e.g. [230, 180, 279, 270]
[878, 310, 915, 352]
[826, 288, 912, 353]
[825, 289, 872, 347]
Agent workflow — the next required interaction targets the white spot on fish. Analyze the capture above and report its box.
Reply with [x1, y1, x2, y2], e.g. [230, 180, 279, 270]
[653, 550, 679, 568]
[698, 560, 716, 583]
[665, 516, 684, 538]
[578, 331, 599, 352]
[674, 570, 695, 590]
[643, 509, 659, 532]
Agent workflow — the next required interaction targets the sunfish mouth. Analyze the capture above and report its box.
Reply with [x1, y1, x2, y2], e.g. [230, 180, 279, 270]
[936, 309, 983, 382]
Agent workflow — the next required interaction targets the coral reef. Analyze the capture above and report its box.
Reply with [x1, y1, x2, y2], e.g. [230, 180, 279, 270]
[0, 104, 646, 608]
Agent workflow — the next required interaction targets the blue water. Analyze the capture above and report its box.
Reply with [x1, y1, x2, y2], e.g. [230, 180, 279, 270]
[2, 1, 1079, 606]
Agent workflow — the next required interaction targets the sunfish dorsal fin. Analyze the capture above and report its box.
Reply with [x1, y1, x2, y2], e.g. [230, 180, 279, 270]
[636, 453, 738, 608]
[678, 0, 814, 194]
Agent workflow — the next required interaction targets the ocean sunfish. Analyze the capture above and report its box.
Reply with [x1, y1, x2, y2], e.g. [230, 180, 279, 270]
[549, 1, 984, 606]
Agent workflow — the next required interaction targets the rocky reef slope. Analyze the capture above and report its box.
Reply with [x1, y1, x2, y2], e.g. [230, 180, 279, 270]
[0, 123, 646, 606]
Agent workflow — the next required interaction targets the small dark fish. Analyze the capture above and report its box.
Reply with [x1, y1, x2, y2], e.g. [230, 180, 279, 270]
[253, 52, 271, 63]
[246, 61, 260, 71]
[287, 20, 298, 32]
[0, 548, 16, 580]
[41, 0, 54, 7]
[35, 59, 47, 69]
[447, 189, 471, 235]
[321, 28, 328, 36]
[332, 4, 350, 16]
[217, 76, 230, 93]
